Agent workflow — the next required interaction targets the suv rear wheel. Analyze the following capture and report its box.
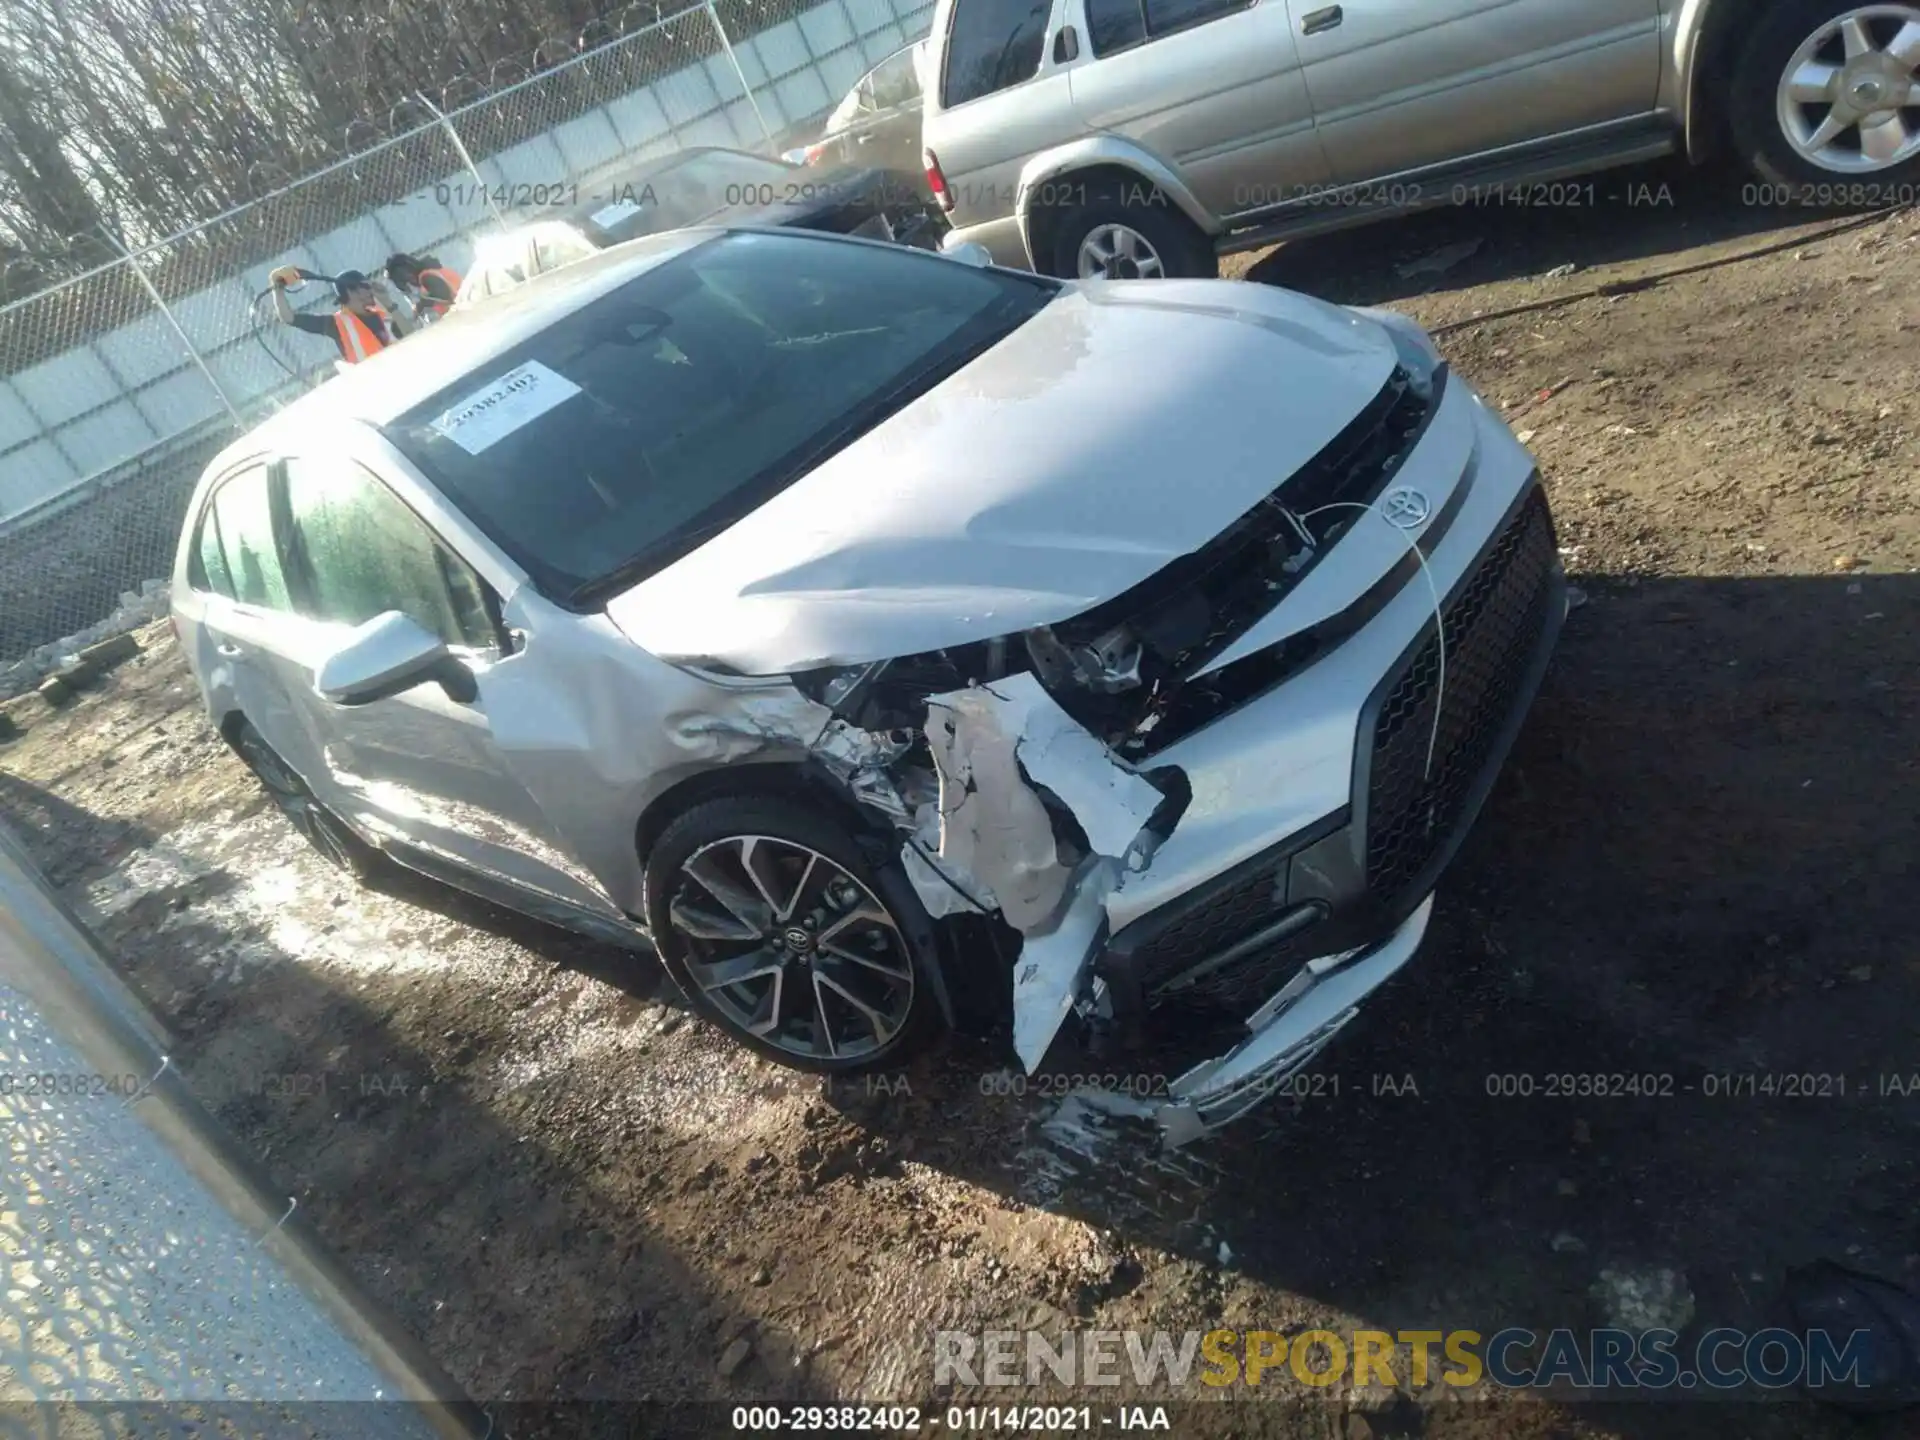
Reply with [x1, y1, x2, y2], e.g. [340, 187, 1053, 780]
[644, 796, 944, 1074]
[1729, 0, 1920, 188]
[1048, 190, 1218, 281]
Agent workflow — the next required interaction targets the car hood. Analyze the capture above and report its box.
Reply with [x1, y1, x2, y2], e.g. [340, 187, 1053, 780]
[604, 280, 1399, 674]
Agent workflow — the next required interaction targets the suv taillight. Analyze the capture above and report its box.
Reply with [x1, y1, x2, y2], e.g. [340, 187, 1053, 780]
[923, 147, 954, 213]
[802, 143, 827, 165]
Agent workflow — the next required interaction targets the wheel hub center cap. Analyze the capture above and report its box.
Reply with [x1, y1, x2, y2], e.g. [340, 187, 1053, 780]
[1851, 75, 1887, 106]
[782, 925, 815, 954]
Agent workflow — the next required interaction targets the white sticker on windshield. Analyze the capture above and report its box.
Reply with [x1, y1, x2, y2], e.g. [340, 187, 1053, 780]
[590, 197, 645, 229]
[428, 360, 581, 455]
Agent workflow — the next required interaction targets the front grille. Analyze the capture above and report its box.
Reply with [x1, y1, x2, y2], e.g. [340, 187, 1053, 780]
[1105, 487, 1558, 1040]
[1364, 490, 1557, 904]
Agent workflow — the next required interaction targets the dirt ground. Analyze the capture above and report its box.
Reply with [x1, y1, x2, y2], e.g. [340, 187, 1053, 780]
[4, 158, 1919, 1439]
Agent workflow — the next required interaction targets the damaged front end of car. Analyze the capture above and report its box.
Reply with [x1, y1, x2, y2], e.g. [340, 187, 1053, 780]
[625, 305, 1564, 1147]
[784, 381, 1448, 1144]
[790, 631, 1438, 1147]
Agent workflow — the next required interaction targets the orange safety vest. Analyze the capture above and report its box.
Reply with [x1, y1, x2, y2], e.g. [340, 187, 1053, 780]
[416, 266, 463, 316]
[332, 307, 392, 364]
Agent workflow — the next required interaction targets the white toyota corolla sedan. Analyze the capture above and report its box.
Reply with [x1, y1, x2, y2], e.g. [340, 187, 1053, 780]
[172, 226, 1565, 1143]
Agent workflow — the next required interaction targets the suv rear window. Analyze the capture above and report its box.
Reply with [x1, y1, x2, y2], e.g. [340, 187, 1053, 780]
[942, 0, 1052, 107]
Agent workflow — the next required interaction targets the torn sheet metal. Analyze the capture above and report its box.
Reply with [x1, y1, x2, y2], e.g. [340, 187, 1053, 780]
[918, 672, 1174, 1072]
[1010, 858, 1118, 1073]
[921, 688, 1073, 931]
[810, 718, 915, 824]
[899, 823, 989, 918]
[977, 672, 1166, 861]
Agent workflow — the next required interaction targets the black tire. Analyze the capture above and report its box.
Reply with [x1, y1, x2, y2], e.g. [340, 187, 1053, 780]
[643, 795, 945, 1074]
[1048, 186, 1218, 280]
[230, 721, 385, 883]
[1727, 0, 1920, 191]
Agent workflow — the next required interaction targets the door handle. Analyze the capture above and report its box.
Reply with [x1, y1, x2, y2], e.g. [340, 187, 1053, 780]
[1302, 4, 1342, 33]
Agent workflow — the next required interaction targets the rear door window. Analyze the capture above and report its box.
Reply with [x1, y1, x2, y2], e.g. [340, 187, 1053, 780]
[205, 466, 293, 612]
[192, 503, 236, 599]
[1142, 0, 1250, 39]
[870, 48, 923, 108]
[942, 0, 1052, 106]
[1086, 0, 1145, 53]
[1087, 0, 1248, 53]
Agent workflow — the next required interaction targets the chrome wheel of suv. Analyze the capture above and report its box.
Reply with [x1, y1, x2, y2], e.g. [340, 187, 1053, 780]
[1774, 4, 1920, 172]
[1076, 223, 1165, 280]
[668, 834, 918, 1063]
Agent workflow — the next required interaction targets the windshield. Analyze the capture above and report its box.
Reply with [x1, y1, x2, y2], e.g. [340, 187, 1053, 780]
[580, 151, 800, 241]
[386, 231, 1055, 605]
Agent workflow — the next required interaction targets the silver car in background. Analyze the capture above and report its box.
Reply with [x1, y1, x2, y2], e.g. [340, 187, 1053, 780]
[171, 227, 1563, 1143]
[802, 42, 933, 178]
[920, 0, 1920, 277]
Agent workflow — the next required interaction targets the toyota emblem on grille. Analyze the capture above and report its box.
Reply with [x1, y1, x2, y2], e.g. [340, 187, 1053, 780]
[1380, 487, 1432, 530]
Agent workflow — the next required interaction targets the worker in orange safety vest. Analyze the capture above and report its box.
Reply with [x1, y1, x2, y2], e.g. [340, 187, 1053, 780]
[268, 266, 412, 364]
[384, 252, 464, 322]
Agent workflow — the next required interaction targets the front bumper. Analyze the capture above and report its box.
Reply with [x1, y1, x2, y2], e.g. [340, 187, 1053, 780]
[1152, 895, 1433, 1146]
[1084, 376, 1566, 1143]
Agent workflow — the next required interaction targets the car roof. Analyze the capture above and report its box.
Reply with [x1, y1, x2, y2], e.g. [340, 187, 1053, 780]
[212, 228, 714, 462]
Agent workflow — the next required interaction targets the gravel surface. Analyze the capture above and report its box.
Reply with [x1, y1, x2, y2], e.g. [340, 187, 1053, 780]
[3, 160, 1918, 1438]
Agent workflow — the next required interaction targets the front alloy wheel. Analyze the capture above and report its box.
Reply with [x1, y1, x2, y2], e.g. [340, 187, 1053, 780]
[645, 795, 942, 1073]
[671, 835, 916, 1062]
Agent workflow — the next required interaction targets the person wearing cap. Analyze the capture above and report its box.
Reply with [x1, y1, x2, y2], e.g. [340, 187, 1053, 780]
[383, 252, 463, 324]
[268, 266, 413, 364]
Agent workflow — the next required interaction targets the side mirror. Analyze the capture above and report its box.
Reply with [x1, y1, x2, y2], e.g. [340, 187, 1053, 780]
[314, 611, 477, 707]
[941, 240, 994, 268]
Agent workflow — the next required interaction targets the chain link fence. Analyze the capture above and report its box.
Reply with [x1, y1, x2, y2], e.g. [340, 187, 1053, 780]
[0, 0, 934, 693]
